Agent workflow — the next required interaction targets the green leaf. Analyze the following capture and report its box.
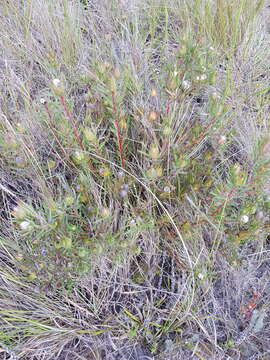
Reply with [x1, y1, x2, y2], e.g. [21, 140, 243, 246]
[123, 309, 140, 323]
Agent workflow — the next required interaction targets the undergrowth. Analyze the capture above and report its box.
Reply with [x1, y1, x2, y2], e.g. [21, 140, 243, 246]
[0, 0, 270, 359]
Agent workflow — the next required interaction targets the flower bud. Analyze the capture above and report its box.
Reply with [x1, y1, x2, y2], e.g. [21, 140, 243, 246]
[98, 167, 111, 177]
[78, 247, 88, 258]
[178, 45, 187, 56]
[114, 69, 121, 79]
[163, 125, 172, 137]
[60, 237, 72, 249]
[83, 127, 97, 143]
[73, 151, 86, 164]
[12, 202, 30, 219]
[147, 167, 163, 179]
[119, 119, 127, 130]
[64, 194, 74, 206]
[47, 159, 56, 169]
[27, 272, 37, 281]
[168, 78, 177, 90]
[109, 76, 117, 93]
[149, 144, 160, 159]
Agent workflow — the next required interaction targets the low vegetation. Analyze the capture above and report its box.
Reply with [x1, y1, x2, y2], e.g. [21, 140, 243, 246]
[0, 0, 269, 359]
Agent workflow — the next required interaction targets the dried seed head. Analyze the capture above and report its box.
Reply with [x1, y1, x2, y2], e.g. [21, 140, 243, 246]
[114, 69, 121, 79]
[150, 88, 157, 97]
[105, 33, 112, 41]
[148, 110, 157, 121]
[168, 78, 177, 90]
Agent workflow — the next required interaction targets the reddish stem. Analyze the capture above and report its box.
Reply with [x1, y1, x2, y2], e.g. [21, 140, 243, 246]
[42, 102, 70, 162]
[209, 188, 236, 217]
[166, 101, 170, 115]
[59, 95, 84, 151]
[111, 91, 125, 169]
[44, 103, 52, 121]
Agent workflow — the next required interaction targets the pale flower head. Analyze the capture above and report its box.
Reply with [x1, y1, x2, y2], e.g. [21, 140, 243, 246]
[20, 221, 31, 230]
[40, 98, 46, 104]
[211, 91, 220, 100]
[240, 215, 249, 224]
[182, 80, 191, 90]
[196, 74, 207, 81]
[52, 78, 61, 87]
[117, 170, 125, 178]
[197, 273, 205, 280]
[51, 78, 65, 95]
[218, 135, 227, 145]
[163, 186, 171, 192]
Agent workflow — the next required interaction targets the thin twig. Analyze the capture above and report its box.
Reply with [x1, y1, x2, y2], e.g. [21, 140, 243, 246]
[111, 91, 125, 169]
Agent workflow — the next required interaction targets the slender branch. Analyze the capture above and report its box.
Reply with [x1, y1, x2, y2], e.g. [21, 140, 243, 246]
[111, 91, 125, 169]
[59, 95, 84, 151]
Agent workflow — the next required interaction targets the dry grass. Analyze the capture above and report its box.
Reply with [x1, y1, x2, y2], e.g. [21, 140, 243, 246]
[0, 0, 270, 359]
